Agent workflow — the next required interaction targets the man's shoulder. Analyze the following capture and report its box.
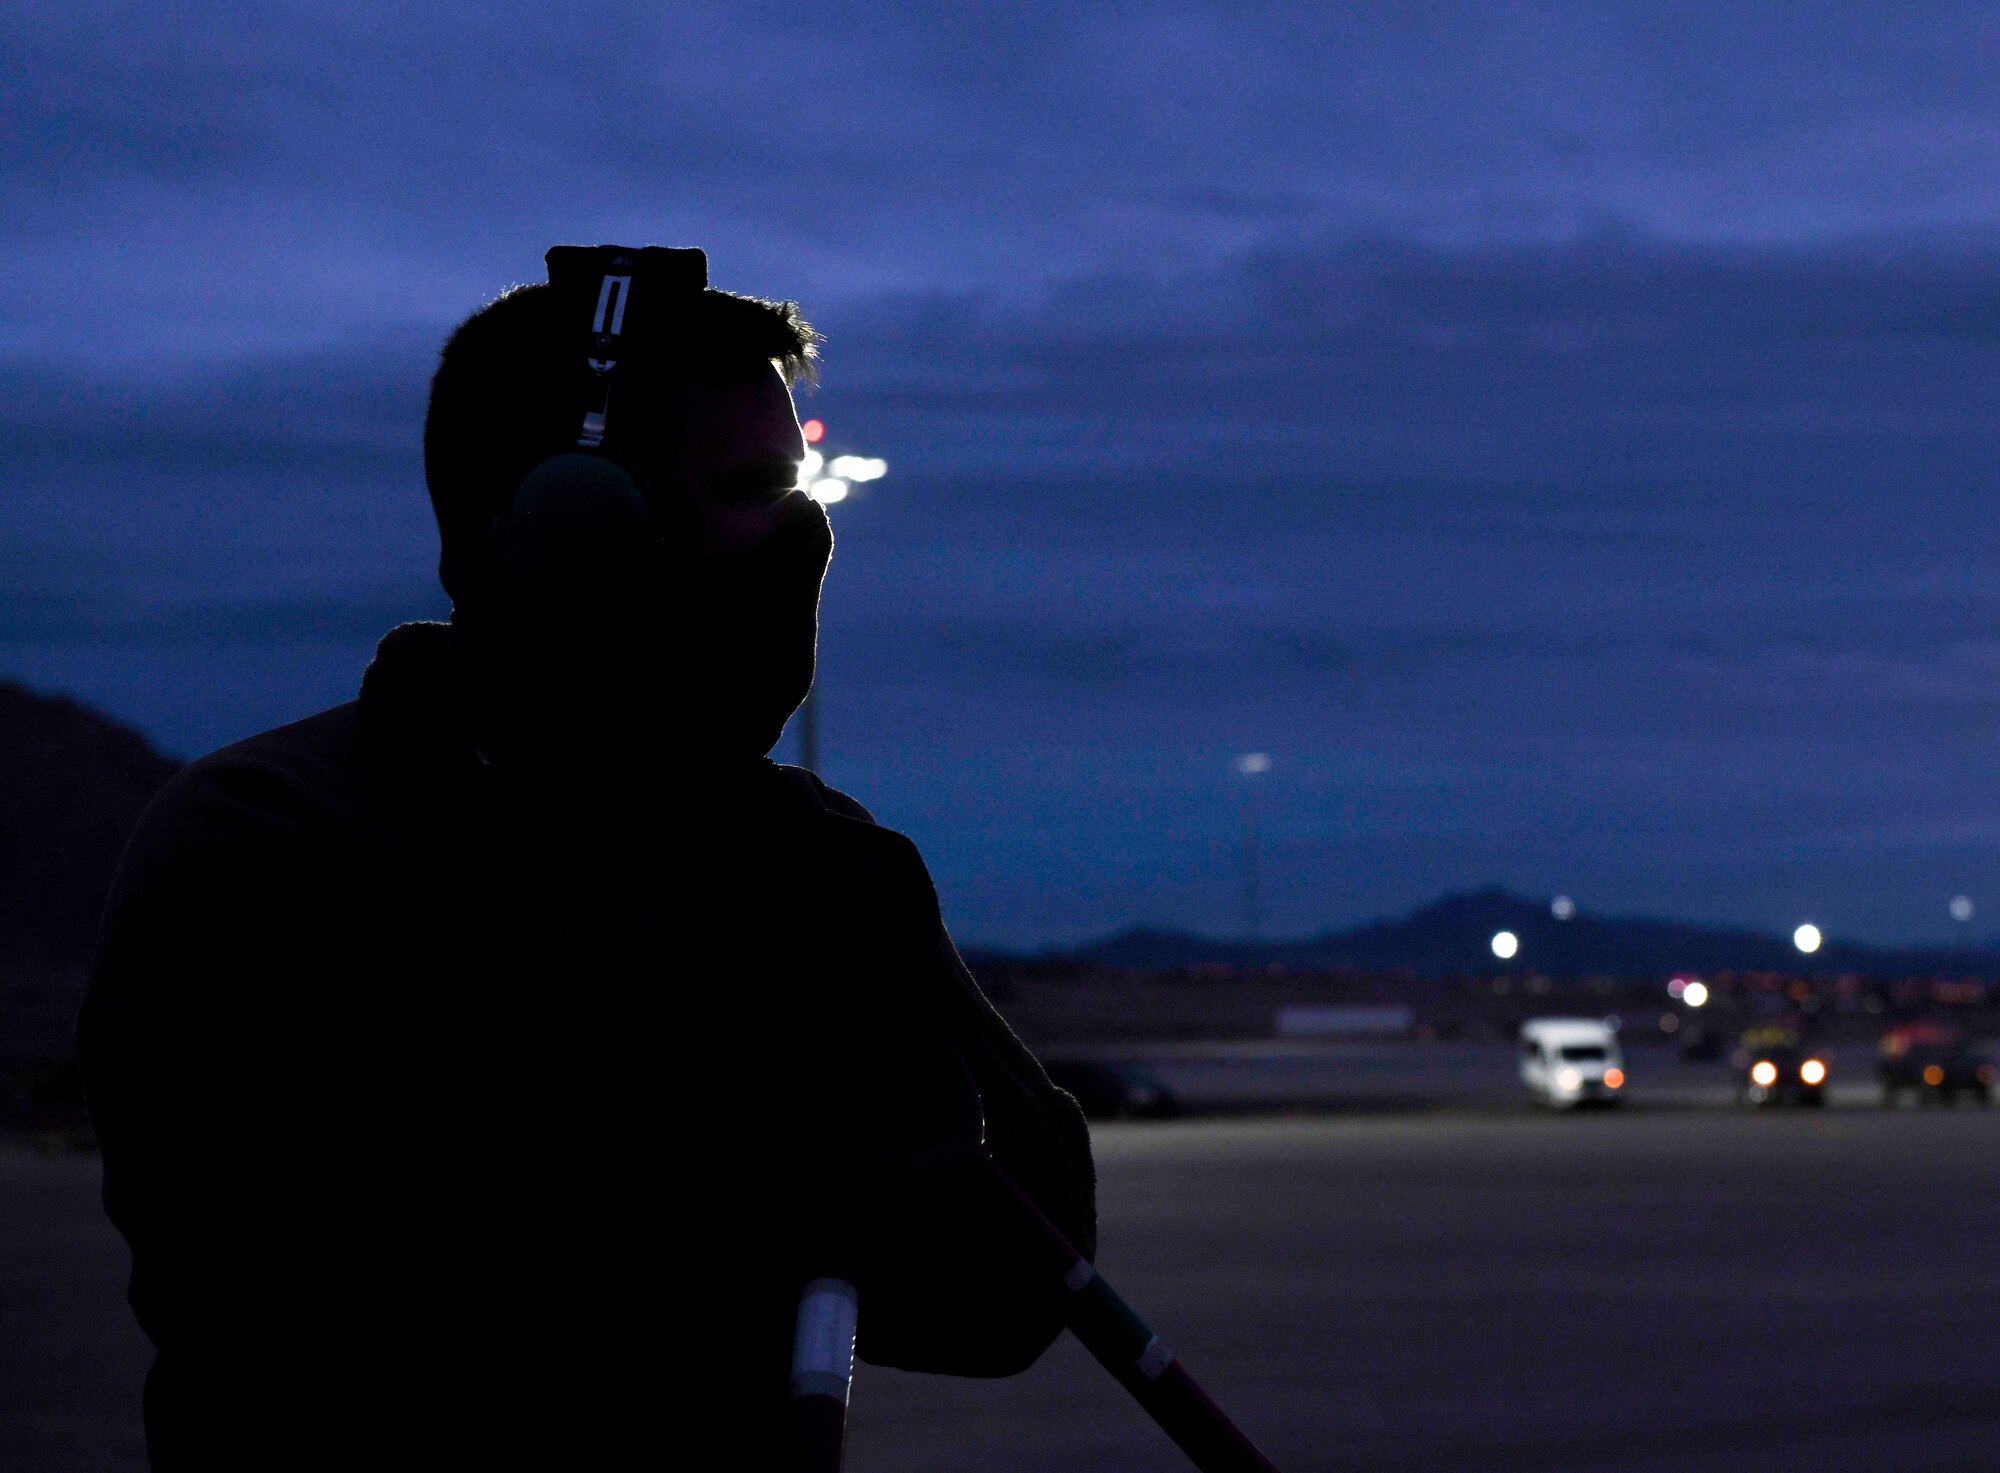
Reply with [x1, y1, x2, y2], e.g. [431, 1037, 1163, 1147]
[129, 703, 371, 863]
[769, 765, 941, 920]
[175, 702, 366, 807]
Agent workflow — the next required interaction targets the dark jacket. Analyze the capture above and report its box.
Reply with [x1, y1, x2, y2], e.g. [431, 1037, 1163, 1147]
[78, 622, 1096, 1469]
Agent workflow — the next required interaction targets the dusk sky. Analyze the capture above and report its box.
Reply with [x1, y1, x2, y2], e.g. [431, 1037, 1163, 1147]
[7, 3, 2000, 948]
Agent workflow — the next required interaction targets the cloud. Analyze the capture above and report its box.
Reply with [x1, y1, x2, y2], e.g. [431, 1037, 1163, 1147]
[6, 229, 1998, 708]
[7, 1, 2000, 364]
[0, 583, 439, 649]
[10, 225, 1999, 509]
[8, 0, 2000, 941]
[0, 339, 429, 474]
[826, 229, 2000, 452]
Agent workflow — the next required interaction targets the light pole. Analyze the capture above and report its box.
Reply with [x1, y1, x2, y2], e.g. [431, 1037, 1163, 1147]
[794, 418, 887, 774]
[1236, 753, 1270, 942]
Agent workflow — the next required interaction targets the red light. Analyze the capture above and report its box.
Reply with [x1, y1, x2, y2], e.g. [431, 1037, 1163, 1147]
[802, 419, 825, 443]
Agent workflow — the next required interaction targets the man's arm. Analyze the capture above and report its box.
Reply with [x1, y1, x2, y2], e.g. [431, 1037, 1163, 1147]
[788, 769, 1098, 1375]
[929, 923, 1097, 1265]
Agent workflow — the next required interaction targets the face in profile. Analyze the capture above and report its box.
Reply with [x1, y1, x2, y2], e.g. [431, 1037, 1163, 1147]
[636, 362, 817, 561]
[495, 361, 835, 758]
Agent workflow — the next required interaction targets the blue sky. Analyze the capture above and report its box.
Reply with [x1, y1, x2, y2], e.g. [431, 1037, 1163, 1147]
[7, 2, 2000, 946]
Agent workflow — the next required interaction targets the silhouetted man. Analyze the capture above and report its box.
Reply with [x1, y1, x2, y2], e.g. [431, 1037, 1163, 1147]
[79, 247, 1096, 1469]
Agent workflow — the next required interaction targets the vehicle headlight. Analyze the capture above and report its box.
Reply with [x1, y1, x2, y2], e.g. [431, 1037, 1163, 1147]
[1556, 1068, 1582, 1091]
[1800, 1058, 1827, 1086]
[1750, 1060, 1779, 1087]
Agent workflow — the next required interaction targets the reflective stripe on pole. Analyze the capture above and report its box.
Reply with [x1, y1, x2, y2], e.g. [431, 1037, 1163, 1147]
[1063, 1258, 1175, 1381]
[789, 1276, 859, 1472]
[1059, 1255, 1278, 1473]
[791, 1276, 859, 1400]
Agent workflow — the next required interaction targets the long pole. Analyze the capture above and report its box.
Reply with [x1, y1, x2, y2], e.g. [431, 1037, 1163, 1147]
[815, 1034, 1282, 1473]
[984, 1158, 1282, 1472]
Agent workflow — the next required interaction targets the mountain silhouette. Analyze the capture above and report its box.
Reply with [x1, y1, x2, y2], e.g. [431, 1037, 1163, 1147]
[0, 679, 1993, 986]
[0, 681, 181, 969]
[1067, 887, 2000, 978]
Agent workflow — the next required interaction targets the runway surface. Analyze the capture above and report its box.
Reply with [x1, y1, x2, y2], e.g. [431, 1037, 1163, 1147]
[848, 1106, 2000, 1472]
[6, 1079, 1997, 1471]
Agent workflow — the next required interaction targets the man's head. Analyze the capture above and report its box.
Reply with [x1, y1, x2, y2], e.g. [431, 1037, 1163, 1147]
[422, 258, 832, 760]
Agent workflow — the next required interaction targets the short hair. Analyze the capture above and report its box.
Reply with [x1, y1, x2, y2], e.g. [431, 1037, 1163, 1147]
[423, 281, 819, 556]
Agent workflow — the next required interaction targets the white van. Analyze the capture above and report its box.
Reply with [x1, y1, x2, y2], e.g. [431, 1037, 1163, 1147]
[1519, 1017, 1625, 1107]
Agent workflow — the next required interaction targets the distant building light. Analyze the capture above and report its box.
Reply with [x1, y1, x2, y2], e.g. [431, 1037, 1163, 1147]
[1236, 752, 1271, 775]
[802, 419, 825, 443]
[1682, 981, 1710, 1008]
[808, 477, 849, 505]
[1793, 923, 1823, 955]
[1551, 895, 1576, 921]
[1491, 930, 1519, 960]
[1951, 895, 1974, 922]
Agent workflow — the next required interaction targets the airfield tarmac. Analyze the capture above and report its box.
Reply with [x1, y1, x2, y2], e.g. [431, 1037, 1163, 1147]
[850, 1105, 2000, 1473]
[6, 1063, 1998, 1472]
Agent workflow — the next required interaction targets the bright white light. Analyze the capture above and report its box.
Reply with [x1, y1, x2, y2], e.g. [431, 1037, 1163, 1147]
[1951, 895, 1974, 922]
[1491, 930, 1519, 960]
[1556, 1068, 1582, 1092]
[1236, 753, 1271, 775]
[797, 449, 824, 483]
[1800, 1058, 1827, 1086]
[1793, 923, 1822, 954]
[808, 478, 849, 505]
[1751, 1060, 1779, 1087]
[827, 455, 888, 482]
[1551, 895, 1576, 921]
[1682, 981, 1710, 1008]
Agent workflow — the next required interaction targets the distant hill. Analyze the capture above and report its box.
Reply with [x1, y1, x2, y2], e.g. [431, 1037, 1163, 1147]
[3, 677, 1997, 987]
[0, 681, 181, 968]
[1064, 887, 2000, 979]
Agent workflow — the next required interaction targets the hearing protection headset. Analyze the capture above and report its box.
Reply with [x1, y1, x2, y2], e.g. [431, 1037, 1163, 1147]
[493, 244, 710, 601]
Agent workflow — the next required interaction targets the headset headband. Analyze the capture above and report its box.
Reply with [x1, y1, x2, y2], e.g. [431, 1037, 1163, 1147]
[543, 244, 709, 449]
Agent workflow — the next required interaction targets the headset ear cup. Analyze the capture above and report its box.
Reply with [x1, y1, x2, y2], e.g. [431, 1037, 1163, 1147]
[496, 452, 655, 604]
